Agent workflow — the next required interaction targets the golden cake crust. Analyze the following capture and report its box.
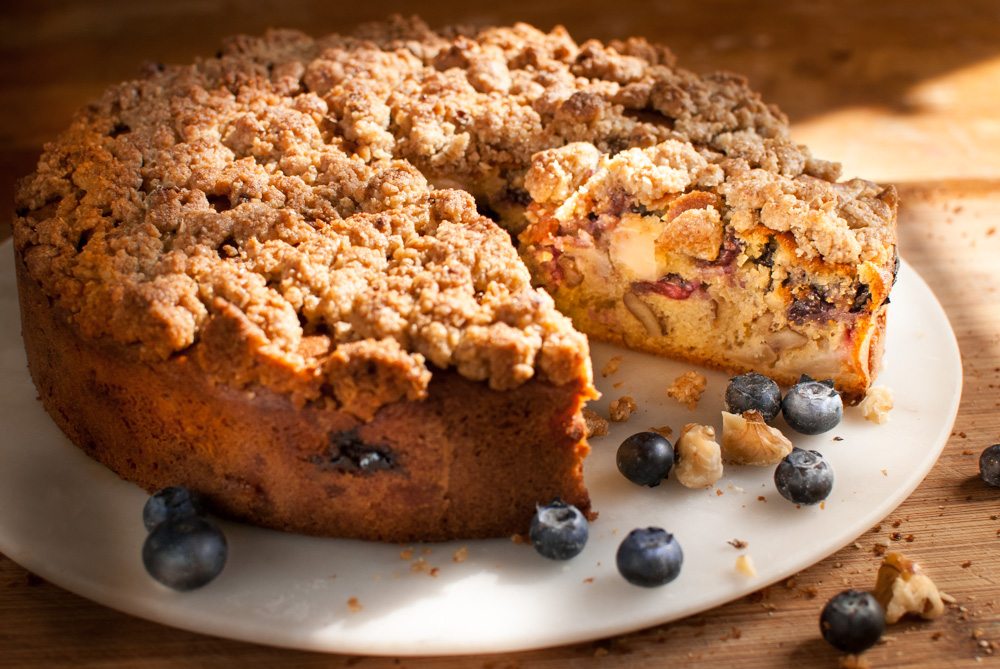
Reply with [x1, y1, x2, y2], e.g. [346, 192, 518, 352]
[13, 21, 600, 419]
[17, 256, 590, 541]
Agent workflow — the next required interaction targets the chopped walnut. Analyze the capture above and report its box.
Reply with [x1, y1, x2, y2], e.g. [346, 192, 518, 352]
[720, 410, 793, 465]
[582, 408, 610, 437]
[674, 423, 724, 488]
[623, 292, 662, 337]
[666, 371, 707, 410]
[735, 554, 757, 577]
[873, 552, 945, 624]
[452, 546, 469, 563]
[860, 386, 894, 424]
[609, 395, 637, 422]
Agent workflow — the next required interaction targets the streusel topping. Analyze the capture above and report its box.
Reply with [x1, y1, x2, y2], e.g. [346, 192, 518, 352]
[14, 16, 892, 416]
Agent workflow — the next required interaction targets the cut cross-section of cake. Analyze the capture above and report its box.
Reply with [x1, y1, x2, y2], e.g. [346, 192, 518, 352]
[519, 140, 897, 402]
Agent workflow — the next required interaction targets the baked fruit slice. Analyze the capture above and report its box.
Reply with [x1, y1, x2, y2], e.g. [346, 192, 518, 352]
[518, 140, 897, 403]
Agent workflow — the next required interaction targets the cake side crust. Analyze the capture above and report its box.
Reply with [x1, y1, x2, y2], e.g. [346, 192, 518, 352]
[17, 253, 591, 542]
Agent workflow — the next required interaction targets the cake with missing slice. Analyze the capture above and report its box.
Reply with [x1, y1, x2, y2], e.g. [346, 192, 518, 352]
[13, 16, 896, 541]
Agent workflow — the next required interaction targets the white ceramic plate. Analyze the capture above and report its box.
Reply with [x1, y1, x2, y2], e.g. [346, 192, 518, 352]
[0, 239, 961, 655]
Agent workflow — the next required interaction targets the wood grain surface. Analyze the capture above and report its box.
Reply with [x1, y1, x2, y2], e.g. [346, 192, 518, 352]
[2, 1, 999, 667]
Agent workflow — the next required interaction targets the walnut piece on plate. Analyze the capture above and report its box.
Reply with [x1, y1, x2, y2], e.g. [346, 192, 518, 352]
[674, 423, 724, 488]
[721, 410, 793, 466]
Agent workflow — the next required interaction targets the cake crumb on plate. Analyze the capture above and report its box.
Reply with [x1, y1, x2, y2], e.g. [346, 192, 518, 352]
[601, 356, 623, 377]
[860, 386, 894, 424]
[582, 408, 610, 437]
[609, 395, 637, 422]
[735, 554, 757, 577]
[666, 371, 707, 410]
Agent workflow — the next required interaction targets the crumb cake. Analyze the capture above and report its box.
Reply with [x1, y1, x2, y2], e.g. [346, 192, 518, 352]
[13, 16, 896, 540]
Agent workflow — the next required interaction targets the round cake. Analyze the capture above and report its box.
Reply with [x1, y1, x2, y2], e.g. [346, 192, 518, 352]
[12, 16, 896, 541]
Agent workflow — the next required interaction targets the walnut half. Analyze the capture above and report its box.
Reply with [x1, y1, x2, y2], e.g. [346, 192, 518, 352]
[674, 423, 724, 488]
[720, 410, 793, 466]
[873, 552, 945, 624]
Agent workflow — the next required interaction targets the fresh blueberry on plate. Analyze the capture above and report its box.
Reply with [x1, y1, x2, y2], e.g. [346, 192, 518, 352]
[725, 372, 782, 422]
[616, 432, 674, 487]
[782, 375, 843, 435]
[142, 516, 228, 591]
[820, 589, 885, 653]
[774, 448, 834, 505]
[143, 486, 205, 531]
[529, 500, 589, 560]
[980, 444, 1000, 487]
[615, 527, 683, 587]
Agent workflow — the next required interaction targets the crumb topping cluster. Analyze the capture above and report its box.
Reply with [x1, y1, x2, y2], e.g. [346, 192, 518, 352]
[14, 16, 892, 416]
[526, 140, 895, 266]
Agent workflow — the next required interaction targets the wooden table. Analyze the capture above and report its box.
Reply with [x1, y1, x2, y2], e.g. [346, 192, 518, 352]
[2, 1, 999, 666]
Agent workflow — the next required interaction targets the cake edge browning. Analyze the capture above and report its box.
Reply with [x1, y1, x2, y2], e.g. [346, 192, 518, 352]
[16, 251, 591, 542]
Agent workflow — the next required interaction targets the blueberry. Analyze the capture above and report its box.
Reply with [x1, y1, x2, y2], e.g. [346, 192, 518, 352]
[616, 432, 674, 487]
[774, 448, 834, 504]
[143, 486, 206, 531]
[529, 500, 589, 560]
[615, 527, 683, 587]
[781, 375, 843, 435]
[725, 372, 782, 422]
[142, 516, 228, 591]
[981, 444, 1000, 487]
[820, 589, 885, 653]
